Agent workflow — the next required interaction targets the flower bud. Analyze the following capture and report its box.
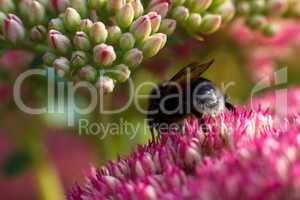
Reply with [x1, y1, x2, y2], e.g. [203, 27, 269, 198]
[49, 18, 65, 33]
[267, 0, 288, 16]
[190, 0, 213, 12]
[71, 0, 88, 17]
[172, 6, 189, 24]
[0, 0, 15, 13]
[107, 25, 122, 44]
[187, 13, 202, 32]
[29, 25, 47, 42]
[71, 51, 87, 67]
[48, 30, 72, 54]
[43, 52, 57, 66]
[149, 2, 169, 18]
[173, 0, 186, 6]
[250, 0, 266, 13]
[130, 15, 152, 42]
[237, 1, 250, 15]
[73, 31, 91, 51]
[140, 33, 167, 58]
[79, 65, 97, 82]
[80, 19, 93, 33]
[89, 22, 108, 44]
[107, 0, 126, 13]
[119, 32, 135, 51]
[109, 64, 131, 82]
[53, 57, 70, 77]
[148, 12, 161, 33]
[29, 1, 45, 25]
[123, 48, 143, 67]
[49, 0, 70, 13]
[262, 24, 278, 37]
[95, 76, 115, 93]
[3, 14, 25, 44]
[159, 18, 176, 35]
[199, 14, 222, 34]
[246, 15, 267, 30]
[213, 1, 235, 23]
[64, 7, 81, 32]
[130, 0, 144, 18]
[0, 12, 6, 34]
[93, 44, 116, 66]
[116, 4, 134, 28]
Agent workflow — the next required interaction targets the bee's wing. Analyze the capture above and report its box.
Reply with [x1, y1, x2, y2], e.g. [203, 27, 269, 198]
[169, 59, 214, 85]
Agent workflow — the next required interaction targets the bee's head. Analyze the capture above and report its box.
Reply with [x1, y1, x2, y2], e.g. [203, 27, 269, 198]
[192, 81, 225, 116]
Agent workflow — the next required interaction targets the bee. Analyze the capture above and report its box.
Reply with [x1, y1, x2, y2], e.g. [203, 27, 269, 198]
[147, 60, 235, 137]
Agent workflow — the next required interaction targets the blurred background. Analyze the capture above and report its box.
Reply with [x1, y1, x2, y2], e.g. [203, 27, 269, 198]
[1, 19, 300, 199]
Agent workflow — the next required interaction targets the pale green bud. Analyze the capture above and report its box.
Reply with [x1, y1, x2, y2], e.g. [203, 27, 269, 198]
[48, 30, 72, 54]
[71, 51, 87, 67]
[119, 32, 135, 51]
[172, 6, 189, 24]
[130, 0, 144, 18]
[73, 31, 91, 51]
[159, 18, 176, 35]
[107, 25, 122, 44]
[93, 44, 116, 66]
[149, 2, 169, 18]
[191, 0, 213, 12]
[53, 57, 70, 77]
[213, 1, 235, 23]
[95, 76, 115, 93]
[109, 64, 131, 82]
[80, 19, 93, 33]
[64, 7, 81, 32]
[79, 65, 97, 82]
[130, 15, 152, 42]
[29, 25, 47, 42]
[148, 12, 161, 33]
[29, 1, 45, 25]
[90, 22, 108, 44]
[116, 4, 134, 28]
[71, 0, 88, 17]
[140, 33, 167, 58]
[187, 13, 202, 32]
[262, 24, 279, 37]
[250, 0, 266, 13]
[49, 18, 65, 33]
[173, 0, 186, 6]
[107, 0, 126, 13]
[88, 0, 105, 8]
[199, 14, 222, 34]
[123, 48, 143, 67]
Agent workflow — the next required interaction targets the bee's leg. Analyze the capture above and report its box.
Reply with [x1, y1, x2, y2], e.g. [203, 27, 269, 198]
[225, 102, 235, 112]
[192, 111, 208, 133]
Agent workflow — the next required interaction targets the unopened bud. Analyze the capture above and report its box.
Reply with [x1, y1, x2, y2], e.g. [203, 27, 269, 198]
[64, 7, 81, 32]
[80, 19, 93, 33]
[107, 25, 122, 44]
[250, 0, 266, 13]
[48, 30, 72, 54]
[149, 2, 169, 18]
[141, 33, 166, 58]
[119, 32, 135, 51]
[117, 4, 134, 28]
[71, 0, 88, 17]
[28, 1, 45, 25]
[262, 24, 279, 37]
[3, 14, 25, 44]
[93, 44, 116, 66]
[159, 18, 176, 35]
[237, 1, 250, 15]
[43, 52, 57, 66]
[0, 0, 15, 13]
[123, 48, 143, 67]
[173, 0, 186, 6]
[53, 57, 70, 77]
[49, 0, 70, 13]
[187, 13, 202, 32]
[95, 76, 115, 93]
[130, 0, 144, 18]
[199, 14, 222, 34]
[49, 18, 65, 33]
[267, 0, 288, 16]
[30, 25, 47, 42]
[88, 0, 105, 9]
[246, 15, 267, 30]
[71, 51, 87, 67]
[107, 0, 126, 13]
[109, 64, 131, 82]
[191, 0, 213, 12]
[213, 1, 235, 23]
[73, 31, 91, 51]
[172, 6, 189, 24]
[79, 65, 97, 82]
[90, 22, 108, 44]
[130, 15, 152, 42]
[148, 12, 161, 33]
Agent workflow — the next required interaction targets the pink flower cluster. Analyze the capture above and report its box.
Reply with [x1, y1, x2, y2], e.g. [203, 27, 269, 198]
[67, 105, 300, 200]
